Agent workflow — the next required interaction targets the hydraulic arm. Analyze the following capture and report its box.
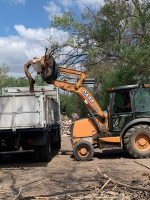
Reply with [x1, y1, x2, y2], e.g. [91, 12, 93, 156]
[24, 49, 105, 118]
[53, 67, 105, 119]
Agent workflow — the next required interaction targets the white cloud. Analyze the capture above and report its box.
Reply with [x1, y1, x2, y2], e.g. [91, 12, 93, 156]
[43, 0, 105, 20]
[58, 0, 73, 7]
[43, 1, 62, 19]
[77, 0, 105, 9]
[14, 25, 50, 42]
[0, 25, 69, 77]
[6, 0, 26, 5]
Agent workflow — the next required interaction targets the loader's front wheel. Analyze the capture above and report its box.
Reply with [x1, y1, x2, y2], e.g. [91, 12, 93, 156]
[123, 124, 150, 158]
[73, 140, 94, 161]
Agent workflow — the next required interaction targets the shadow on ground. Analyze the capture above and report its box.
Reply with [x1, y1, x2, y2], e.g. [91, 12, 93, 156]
[0, 149, 60, 168]
[94, 148, 130, 159]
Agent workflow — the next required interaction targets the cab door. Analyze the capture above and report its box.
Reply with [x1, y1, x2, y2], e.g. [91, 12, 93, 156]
[109, 91, 134, 135]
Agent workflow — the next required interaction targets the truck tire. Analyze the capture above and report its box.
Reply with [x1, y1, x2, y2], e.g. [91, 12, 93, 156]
[52, 127, 61, 150]
[0, 154, 3, 162]
[123, 124, 150, 158]
[39, 134, 52, 162]
[32, 147, 40, 162]
[54, 137, 61, 150]
[73, 140, 94, 161]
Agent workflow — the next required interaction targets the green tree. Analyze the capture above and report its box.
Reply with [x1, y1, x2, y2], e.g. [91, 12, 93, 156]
[60, 93, 88, 118]
[0, 63, 49, 93]
[51, 0, 150, 80]
[0, 63, 9, 84]
[34, 76, 48, 86]
[51, 0, 150, 109]
[0, 76, 30, 92]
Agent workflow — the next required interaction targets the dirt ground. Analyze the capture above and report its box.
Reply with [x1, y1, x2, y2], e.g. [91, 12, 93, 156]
[0, 136, 150, 200]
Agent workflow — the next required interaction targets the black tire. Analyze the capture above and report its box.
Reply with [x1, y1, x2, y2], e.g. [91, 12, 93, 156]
[123, 124, 150, 158]
[53, 129, 61, 150]
[32, 147, 40, 162]
[39, 134, 52, 162]
[73, 140, 94, 161]
[54, 137, 61, 150]
[0, 154, 3, 162]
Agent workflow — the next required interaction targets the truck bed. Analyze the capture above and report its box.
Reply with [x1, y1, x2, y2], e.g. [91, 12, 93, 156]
[0, 86, 60, 131]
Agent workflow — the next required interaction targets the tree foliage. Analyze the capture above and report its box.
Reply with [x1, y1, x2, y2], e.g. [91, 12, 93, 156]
[51, 0, 150, 109]
[60, 93, 88, 118]
[0, 63, 9, 84]
[0, 64, 48, 93]
[51, 0, 150, 77]
[34, 76, 48, 86]
[0, 77, 29, 90]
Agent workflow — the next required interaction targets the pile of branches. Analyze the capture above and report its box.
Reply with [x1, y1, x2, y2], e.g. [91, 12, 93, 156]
[25, 167, 150, 200]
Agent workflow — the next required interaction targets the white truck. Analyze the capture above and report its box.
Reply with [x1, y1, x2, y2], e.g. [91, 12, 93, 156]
[0, 86, 60, 162]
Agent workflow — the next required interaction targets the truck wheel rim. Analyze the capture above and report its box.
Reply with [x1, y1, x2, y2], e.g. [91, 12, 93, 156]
[135, 133, 150, 151]
[77, 145, 90, 158]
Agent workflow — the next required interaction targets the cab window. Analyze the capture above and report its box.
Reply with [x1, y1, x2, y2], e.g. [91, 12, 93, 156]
[113, 92, 131, 113]
[134, 88, 150, 117]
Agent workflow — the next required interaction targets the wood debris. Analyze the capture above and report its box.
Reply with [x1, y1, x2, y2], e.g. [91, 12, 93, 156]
[61, 115, 72, 136]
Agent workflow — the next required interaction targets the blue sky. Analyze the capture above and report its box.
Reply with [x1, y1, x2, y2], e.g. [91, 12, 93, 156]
[0, 0, 49, 36]
[0, 0, 104, 77]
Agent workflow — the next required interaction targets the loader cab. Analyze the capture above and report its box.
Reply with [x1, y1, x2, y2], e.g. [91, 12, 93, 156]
[107, 84, 150, 135]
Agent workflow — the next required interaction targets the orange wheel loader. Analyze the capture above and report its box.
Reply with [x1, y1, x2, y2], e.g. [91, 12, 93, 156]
[26, 61, 150, 161]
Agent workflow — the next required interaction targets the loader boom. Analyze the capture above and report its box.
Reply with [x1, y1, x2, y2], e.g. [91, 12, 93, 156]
[52, 67, 105, 119]
[24, 50, 105, 118]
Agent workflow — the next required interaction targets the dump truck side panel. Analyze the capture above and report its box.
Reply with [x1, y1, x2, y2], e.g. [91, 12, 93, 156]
[0, 86, 60, 162]
[0, 95, 42, 130]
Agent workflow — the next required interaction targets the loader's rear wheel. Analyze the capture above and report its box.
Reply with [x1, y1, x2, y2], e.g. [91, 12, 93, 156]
[73, 140, 94, 161]
[123, 124, 150, 158]
[134, 134, 150, 151]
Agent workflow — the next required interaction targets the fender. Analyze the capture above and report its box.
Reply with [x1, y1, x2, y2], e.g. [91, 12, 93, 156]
[121, 118, 150, 137]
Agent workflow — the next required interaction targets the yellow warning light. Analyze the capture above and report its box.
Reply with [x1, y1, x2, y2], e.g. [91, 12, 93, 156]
[145, 84, 150, 88]
[108, 88, 114, 91]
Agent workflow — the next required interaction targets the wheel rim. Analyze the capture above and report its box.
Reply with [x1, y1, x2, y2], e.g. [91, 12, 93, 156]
[77, 145, 90, 158]
[135, 133, 150, 151]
